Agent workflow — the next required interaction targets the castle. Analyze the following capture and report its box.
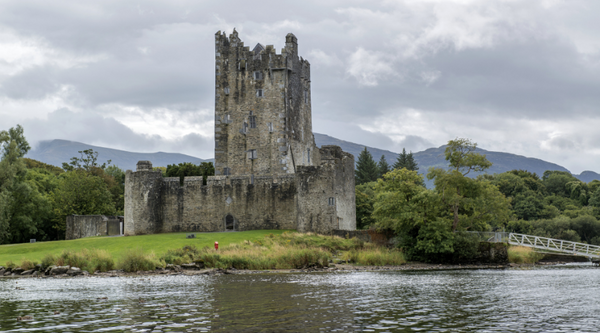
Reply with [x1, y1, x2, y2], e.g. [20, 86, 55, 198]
[122, 30, 356, 236]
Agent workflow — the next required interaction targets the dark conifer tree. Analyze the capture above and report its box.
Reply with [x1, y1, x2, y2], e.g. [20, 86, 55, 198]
[393, 148, 419, 171]
[355, 147, 379, 185]
[377, 155, 390, 178]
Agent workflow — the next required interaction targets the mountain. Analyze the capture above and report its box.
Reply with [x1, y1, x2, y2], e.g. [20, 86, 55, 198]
[313, 133, 597, 183]
[28, 136, 599, 184]
[27, 139, 211, 171]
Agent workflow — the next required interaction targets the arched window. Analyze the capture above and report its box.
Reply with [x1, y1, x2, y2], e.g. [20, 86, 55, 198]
[328, 197, 335, 206]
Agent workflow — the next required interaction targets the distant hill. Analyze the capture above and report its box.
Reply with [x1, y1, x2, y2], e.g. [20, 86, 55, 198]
[313, 133, 597, 184]
[27, 140, 211, 171]
[28, 136, 599, 184]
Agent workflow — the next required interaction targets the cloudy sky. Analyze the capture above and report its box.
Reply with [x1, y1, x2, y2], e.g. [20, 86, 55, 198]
[1, 0, 599, 173]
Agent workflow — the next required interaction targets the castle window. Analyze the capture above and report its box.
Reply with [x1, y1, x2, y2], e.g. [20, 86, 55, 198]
[247, 149, 257, 160]
[223, 167, 231, 176]
[304, 90, 308, 104]
[267, 122, 273, 132]
[307, 148, 311, 164]
[256, 89, 263, 97]
[224, 87, 230, 95]
[254, 71, 262, 80]
[249, 116, 257, 128]
[328, 197, 335, 206]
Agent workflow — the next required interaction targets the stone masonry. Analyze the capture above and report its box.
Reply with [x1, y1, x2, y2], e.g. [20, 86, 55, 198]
[123, 31, 356, 236]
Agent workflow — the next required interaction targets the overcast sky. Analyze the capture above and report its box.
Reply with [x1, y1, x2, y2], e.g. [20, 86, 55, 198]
[1, 0, 599, 174]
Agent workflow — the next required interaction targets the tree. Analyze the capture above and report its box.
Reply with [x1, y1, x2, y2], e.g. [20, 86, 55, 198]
[393, 148, 419, 171]
[50, 171, 116, 238]
[0, 125, 51, 244]
[427, 138, 499, 231]
[372, 168, 453, 261]
[166, 162, 215, 185]
[377, 155, 390, 178]
[62, 149, 111, 172]
[355, 147, 378, 185]
[355, 181, 377, 229]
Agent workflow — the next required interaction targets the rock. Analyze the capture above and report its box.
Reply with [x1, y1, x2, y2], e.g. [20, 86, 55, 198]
[32, 271, 41, 277]
[17, 316, 33, 321]
[35, 264, 42, 271]
[0, 268, 5, 275]
[20, 270, 34, 276]
[67, 267, 83, 276]
[12, 268, 24, 275]
[181, 263, 199, 270]
[82, 271, 90, 276]
[4, 270, 12, 276]
[50, 266, 69, 275]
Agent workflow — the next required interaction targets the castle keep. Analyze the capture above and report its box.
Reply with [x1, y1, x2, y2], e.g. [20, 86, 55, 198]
[123, 31, 356, 236]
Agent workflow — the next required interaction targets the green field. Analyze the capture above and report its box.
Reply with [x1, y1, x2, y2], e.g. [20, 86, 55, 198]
[0, 230, 290, 266]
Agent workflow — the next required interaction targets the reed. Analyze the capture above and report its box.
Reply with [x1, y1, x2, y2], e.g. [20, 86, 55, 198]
[39, 249, 115, 273]
[118, 248, 161, 272]
[508, 246, 543, 264]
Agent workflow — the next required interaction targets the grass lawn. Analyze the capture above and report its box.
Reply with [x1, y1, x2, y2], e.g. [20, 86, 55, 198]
[0, 230, 291, 266]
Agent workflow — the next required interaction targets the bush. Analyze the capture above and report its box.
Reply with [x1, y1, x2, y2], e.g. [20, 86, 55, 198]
[19, 259, 36, 270]
[5, 260, 15, 269]
[343, 248, 405, 266]
[508, 246, 543, 264]
[41, 254, 56, 270]
[118, 248, 161, 272]
[452, 232, 480, 263]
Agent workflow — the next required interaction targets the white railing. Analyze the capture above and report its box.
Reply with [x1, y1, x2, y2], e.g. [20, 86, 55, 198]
[508, 233, 600, 259]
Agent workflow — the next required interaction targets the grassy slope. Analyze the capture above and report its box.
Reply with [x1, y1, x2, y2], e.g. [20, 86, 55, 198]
[0, 230, 290, 266]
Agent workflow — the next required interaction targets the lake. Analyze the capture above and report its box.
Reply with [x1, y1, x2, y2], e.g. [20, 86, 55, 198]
[1, 264, 599, 332]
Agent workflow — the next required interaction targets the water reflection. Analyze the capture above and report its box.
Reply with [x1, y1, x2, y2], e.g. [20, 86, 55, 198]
[1, 266, 599, 332]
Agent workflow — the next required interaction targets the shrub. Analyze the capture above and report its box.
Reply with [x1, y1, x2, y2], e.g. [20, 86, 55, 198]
[508, 246, 543, 264]
[342, 248, 405, 266]
[5, 261, 15, 269]
[41, 254, 56, 270]
[87, 249, 115, 272]
[19, 259, 35, 271]
[118, 248, 161, 272]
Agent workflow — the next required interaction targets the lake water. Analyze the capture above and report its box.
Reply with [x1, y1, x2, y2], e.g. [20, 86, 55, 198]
[1, 265, 599, 332]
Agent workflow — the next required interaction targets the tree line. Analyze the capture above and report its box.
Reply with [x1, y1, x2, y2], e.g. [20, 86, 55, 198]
[355, 138, 600, 262]
[0, 125, 215, 244]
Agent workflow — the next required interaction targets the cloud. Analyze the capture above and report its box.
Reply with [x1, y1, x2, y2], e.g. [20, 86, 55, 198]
[1, 0, 600, 174]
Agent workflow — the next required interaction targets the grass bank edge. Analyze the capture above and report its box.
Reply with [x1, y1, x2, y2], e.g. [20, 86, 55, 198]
[3, 232, 406, 273]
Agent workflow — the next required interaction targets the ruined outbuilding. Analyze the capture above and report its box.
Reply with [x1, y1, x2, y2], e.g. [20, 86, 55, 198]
[124, 31, 356, 235]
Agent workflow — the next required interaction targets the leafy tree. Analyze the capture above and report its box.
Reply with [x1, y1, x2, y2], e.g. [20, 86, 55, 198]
[377, 155, 390, 178]
[166, 162, 215, 185]
[355, 182, 377, 229]
[427, 138, 500, 231]
[393, 148, 419, 171]
[62, 149, 111, 172]
[355, 147, 378, 185]
[0, 125, 52, 244]
[50, 171, 116, 238]
[372, 168, 454, 261]
[105, 165, 126, 215]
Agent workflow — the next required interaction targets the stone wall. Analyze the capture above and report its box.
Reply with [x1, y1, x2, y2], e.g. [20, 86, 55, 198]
[66, 215, 123, 240]
[160, 174, 297, 233]
[296, 146, 355, 233]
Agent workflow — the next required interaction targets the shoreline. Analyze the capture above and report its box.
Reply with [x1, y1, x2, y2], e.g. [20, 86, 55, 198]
[1, 261, 592, 279]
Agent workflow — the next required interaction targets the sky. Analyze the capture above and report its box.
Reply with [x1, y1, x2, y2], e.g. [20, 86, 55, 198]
[1, 0, 599, 174]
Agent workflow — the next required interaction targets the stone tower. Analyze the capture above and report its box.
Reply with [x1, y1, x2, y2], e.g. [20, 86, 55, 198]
[214, 29, 318, 177]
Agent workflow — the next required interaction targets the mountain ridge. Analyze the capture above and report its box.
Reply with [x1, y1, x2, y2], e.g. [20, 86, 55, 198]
[27, 136, 599, 183]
